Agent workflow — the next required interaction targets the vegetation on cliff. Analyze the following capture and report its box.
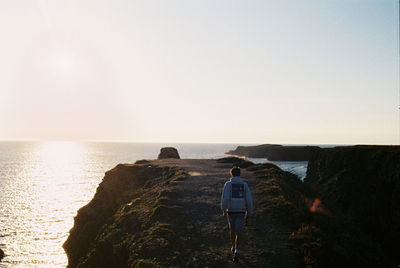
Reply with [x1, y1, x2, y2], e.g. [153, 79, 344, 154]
[63, 163, 189, 267]
[238, 147, 398, 268]
[64, 147, 399, 267]
[64, 158, 303, 267]
[304, 145, 400, 266]
[216, 156, 254, 168]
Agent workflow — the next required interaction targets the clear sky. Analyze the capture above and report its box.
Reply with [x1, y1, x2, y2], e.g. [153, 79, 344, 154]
[0, 0, 398, 144]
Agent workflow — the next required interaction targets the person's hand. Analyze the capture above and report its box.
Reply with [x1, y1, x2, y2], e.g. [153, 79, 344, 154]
[222, 212, 227, 218]
[245, 213, 249, 225]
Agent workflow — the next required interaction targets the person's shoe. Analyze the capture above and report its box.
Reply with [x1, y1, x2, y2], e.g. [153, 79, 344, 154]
[233, 249, 239, 262]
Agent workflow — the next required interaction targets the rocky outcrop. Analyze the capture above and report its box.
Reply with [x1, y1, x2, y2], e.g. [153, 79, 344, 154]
[0, 248, 4, 261]
[157, 147, 180, 159]
[216, 156, 254, 168]
[227, 144, 320, 161]
[305, 145, 400, 263]
[134, 159, 151, 164]
[63, 162, 188, 267]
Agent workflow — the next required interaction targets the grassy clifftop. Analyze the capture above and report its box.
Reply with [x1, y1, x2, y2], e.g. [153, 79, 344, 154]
[63, 159, 302, 267]
[64, 149, 399, 267]
[63, 162, 190, 267]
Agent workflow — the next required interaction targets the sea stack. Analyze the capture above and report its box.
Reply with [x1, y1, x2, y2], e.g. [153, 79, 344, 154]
[157, 147, 180, 159]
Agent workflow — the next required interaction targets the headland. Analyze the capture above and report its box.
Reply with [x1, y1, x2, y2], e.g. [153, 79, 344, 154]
[63, 146, 400, 267]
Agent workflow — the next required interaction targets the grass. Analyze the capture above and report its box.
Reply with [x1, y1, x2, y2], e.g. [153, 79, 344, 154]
[247, 163, 385, 268]
[216, 157, 254, 168]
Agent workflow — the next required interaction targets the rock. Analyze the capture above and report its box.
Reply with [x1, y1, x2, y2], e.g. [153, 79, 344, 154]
[226, 144, 320, 161]
[216, 157, 254, 168]
[157, 147, 180, 159]
[305, 145, 400, 261]
[134, 159, 151, 165]
[0, 248, 4, 261]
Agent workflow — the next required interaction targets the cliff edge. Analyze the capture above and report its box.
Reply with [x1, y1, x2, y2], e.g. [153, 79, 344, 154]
[63, 162, 189, 267]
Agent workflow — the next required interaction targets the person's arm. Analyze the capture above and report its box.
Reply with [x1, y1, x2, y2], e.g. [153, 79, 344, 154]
[221, 182, 230, 216]
[245, 183, 253, 216]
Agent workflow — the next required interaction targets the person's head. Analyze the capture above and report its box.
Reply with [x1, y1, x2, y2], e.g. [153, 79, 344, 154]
[230, 166, 241, 177]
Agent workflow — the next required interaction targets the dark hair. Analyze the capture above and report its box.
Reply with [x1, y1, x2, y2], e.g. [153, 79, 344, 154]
[230, 166, 241, 177]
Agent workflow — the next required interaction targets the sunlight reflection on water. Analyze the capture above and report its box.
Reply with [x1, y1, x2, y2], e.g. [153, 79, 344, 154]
[0, 142, 94, 267]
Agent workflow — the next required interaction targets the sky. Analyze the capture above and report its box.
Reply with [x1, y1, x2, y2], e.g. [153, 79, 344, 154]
[0, 0, 398, 144]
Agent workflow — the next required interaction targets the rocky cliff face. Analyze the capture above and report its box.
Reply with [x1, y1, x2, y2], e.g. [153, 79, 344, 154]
[305, 145, 400, 261]
[63, 158, 304, 267]
[63, 162, 188, 267]
[227, 144, 320, 161]
[157, 147, 180, 159]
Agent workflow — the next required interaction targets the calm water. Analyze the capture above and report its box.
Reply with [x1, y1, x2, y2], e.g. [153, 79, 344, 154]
[0, 141, 307, 267]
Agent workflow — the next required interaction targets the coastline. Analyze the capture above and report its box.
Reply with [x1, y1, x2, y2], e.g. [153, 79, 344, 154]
[63, 146, 400, 267]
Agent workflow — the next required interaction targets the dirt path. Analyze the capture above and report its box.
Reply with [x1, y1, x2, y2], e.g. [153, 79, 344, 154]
[153, 159, 299, 268]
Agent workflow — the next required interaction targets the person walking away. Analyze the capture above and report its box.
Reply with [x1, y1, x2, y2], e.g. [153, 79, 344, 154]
[221, 166, 253, 262]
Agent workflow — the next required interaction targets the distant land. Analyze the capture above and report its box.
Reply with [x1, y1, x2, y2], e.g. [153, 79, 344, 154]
[63, 146, 400, 267]
[226, 144, 321, 161]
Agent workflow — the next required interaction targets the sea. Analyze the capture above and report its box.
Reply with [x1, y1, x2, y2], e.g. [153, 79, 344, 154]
[0, 141, 309, 267]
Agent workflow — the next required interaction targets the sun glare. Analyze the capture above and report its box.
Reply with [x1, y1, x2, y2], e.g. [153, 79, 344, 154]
[31, 142, 87, 265]
[31, 141, 87, 212]
[36, 141, 84, 161]
[51, 52, 77, 76]
[0, 141, 90, 266]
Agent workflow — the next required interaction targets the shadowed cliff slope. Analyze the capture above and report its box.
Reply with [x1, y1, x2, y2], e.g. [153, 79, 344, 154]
[63, 163, 189, 267]
[305, 145, 400, 265]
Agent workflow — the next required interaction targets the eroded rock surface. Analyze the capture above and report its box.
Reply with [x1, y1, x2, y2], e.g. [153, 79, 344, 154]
[157, 147, 180, 159]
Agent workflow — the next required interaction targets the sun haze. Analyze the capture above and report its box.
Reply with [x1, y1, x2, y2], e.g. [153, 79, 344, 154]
[0, 0, 398, 144]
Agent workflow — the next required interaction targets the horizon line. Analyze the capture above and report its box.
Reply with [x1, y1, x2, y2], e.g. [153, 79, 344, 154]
[0, 138, 388, 146]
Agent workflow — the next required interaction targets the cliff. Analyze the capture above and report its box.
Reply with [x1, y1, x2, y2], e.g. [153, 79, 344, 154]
[63, 158, 303, 267]
[63, 162, 189, 267]
[227, 144, 320, 161]
[63, 147, 399, 268]
[305, 145, 400, 264]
